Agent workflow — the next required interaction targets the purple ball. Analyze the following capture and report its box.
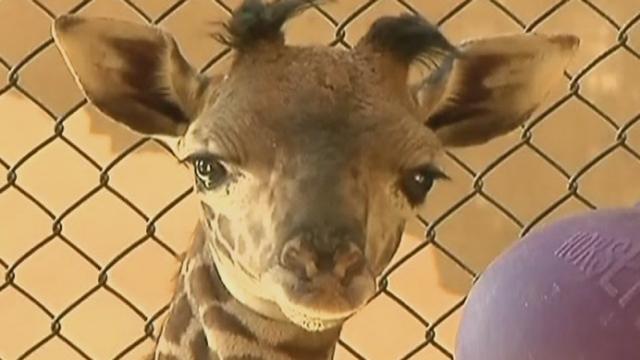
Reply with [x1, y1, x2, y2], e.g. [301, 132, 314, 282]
[456, 206, 640, 360]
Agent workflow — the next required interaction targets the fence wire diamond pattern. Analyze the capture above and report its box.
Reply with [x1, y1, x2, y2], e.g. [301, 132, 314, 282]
[1, 0, 639, 359]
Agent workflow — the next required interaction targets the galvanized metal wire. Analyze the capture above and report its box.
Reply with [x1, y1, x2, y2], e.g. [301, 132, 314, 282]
[1, 0, 639, 359]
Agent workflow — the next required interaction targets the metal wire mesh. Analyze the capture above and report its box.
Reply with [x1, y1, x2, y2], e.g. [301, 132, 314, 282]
[1, 0, 639, 359]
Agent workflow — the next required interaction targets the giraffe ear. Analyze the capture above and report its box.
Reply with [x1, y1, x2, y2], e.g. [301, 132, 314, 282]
[416, 33, 579, 147]
[52, 15, 215, 139]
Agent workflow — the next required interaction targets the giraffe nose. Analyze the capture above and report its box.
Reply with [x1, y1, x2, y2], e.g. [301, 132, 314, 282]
[280, 238, 365, 282]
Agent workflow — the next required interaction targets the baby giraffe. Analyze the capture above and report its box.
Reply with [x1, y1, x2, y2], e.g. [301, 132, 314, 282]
[51, 1, 578, 359]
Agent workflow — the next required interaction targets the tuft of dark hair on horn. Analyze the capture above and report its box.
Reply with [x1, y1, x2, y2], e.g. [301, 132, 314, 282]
[361, 14, 459, 68]
[212, 0, 328, 49]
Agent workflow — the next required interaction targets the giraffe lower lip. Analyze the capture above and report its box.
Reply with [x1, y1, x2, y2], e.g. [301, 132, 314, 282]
[265, 265, 375, 330]
[277, 276, 373, 330]
[280, 305, 349, 332]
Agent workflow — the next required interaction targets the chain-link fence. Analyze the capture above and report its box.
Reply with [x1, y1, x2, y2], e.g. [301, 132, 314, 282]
[1, 0, 639, 359]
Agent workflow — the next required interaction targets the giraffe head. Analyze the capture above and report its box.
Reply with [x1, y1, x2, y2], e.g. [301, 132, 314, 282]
[52, 0, 578, 332]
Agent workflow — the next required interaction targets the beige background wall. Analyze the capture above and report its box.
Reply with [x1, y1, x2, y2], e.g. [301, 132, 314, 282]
[1, 0, 639, 359]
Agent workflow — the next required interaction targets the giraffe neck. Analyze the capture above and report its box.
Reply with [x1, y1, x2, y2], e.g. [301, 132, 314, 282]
[154, 223, 342, 360]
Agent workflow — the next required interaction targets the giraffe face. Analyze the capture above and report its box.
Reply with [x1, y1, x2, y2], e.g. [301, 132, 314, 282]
[52, 0, 578, 333]
[180, 49, 447, 330]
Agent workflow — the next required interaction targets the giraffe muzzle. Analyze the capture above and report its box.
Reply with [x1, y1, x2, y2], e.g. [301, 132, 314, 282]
[269, 234, 375, 331]
[280, 238, 366, 284]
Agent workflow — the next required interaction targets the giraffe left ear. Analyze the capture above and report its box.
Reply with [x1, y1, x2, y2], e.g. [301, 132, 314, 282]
[52, 15, 216, 140]
[417, 33, 579, 147]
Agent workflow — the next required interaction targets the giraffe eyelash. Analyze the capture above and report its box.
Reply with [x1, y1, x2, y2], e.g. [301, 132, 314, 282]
[180, 152, 225, 165]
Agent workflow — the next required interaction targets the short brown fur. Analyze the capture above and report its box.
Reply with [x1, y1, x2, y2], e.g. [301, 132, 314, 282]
[51, 1, 578, 358]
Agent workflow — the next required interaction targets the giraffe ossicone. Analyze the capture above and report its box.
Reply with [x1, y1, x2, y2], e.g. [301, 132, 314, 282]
[51, 0, 579, 358]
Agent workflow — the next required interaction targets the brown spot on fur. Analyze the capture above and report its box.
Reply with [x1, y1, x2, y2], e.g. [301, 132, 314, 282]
[188, 224, 209, 259]
[214, 236, 235, 264]
[217, 215, 235, 250]
[163, 294, 192, 343]
[276, 341, 331, 360]
[203, 305, 256, 341]
[191, 329, 215, 360]
[275, 327, 341, 360]
[201, 202, 216, 229]
[191, 264, 231, 302]
[202, 202, 216, 217]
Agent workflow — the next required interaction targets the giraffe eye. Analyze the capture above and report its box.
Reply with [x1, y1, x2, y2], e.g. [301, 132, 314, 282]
[400, 165, 449, 206]
[193, 158, 228, 189]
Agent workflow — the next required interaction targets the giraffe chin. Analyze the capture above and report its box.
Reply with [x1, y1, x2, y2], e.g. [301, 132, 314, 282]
[268, 268, 376, 332]
[279, 304, 349, 332]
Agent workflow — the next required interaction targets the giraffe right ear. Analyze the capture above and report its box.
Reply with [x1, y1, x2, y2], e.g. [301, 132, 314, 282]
[52, 15, 215, 138]
[415, 33, 578, 147]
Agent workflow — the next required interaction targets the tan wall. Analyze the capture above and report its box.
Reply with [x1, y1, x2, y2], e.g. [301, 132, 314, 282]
[1, 0, 639, 359]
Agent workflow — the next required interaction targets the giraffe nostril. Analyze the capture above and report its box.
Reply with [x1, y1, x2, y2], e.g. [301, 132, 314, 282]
[304, 260, 319, 279]
[280, 240, 318, 279]
[281, 238, 365, 283]
[333, 244, 365, 282]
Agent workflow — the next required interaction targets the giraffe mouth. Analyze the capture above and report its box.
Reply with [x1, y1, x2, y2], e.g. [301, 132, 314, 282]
[279, 304, 349, 332]
[267, 266, 376, 331]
